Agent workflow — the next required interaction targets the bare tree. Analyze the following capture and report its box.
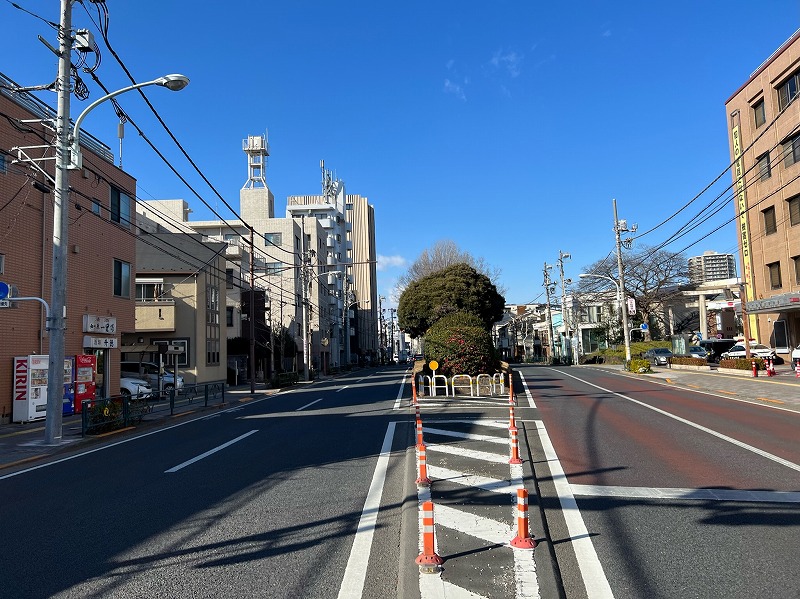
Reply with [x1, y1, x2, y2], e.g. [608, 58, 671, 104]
[398, 239, 505, 294]
[577, 245, 689, 340]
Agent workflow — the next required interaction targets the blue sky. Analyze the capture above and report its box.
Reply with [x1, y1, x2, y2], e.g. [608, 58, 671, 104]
[3, 1, 799, 307]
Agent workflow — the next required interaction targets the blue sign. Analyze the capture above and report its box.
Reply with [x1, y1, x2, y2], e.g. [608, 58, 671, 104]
[0, 282, 9, 300]
[640, 323, 648, 331]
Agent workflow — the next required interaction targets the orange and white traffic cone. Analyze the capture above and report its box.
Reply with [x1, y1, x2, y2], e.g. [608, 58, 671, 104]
[416, 418, 425, 450]
[509, 426, 522, 465]
[416, 500, 444, 571]
[509, 402, 517, 430]
[412, 377, 418, 404]
[510, 489, 537, 549]
[416, 444, 432, 486]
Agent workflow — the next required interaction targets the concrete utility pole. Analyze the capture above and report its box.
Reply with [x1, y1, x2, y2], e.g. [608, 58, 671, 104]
[543, 263, 557, 362]
[44, 0, 74, 445]
[613, 199, 633, 364]
[557, 250, 572, 363]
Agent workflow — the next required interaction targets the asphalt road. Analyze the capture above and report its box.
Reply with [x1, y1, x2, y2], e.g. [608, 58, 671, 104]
[519, 364, 800, 599]
[0, 367, 413, 599]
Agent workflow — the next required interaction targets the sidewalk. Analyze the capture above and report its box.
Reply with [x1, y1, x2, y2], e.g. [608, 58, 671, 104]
[0, 383, 284, 474]
[582, 362, 800, 413]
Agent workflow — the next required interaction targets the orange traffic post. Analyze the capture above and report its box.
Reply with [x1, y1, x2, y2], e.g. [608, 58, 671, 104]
[416, 500, 444, 571]
[509, 402, 517, 430]
[412, 376, 418, 404]
[416, 417, 425, 450]
[416, 444, 432, 486]
[752, 359, 758, 377]
[510, 488, 537, 549]
[509, 373, 515, 404]
[795, 361, 800, 378]
[509, 426, 522, 465]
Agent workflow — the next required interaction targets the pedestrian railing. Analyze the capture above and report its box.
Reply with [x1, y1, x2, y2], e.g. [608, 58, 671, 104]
[81, 381, 226, 436]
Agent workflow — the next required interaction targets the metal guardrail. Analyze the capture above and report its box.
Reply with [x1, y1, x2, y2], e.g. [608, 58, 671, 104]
[81, 381, 226, 436]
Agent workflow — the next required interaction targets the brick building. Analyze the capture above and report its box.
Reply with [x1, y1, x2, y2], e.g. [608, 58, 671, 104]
[725, 30, 800, 358]
[0, 73, 136, 423]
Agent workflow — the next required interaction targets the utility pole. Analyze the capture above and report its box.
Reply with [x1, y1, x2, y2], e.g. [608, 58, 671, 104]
[557, 250, 572, 364]
[543, 263, 557, 362]
[613, 199, 633, 364]
[301, 217, 311, 381]
[249, 227, 256, 393]
[44, 0, 74, 445]
[389, 308, 397, 361]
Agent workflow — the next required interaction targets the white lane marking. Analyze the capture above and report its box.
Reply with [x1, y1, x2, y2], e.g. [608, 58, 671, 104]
[427, 465, 521, 495]
[393, 375, 406, 410]
[164, 430, 259, 473]
[571, 484, 800, 503]
[296, 398, 324, 411]
[336, 385, 350, 393]
[435, 502, 512, 545]
[426, 418, 509, 429]
[556, 369, 800, 472]
[520, 375, 537, 408]
[423, 427, 507, 445]
[420, 576, 486, 598]
[426, 443, 508, 464]
[534, 420, 614, 599]
[201, 414, 220, 420]
[337, 422, 395, 599]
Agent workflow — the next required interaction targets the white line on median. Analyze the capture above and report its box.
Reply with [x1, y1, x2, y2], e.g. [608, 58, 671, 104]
[337, 422, 395, 598]
[393, 375, 406, 410]
[164, 430, 258, 473]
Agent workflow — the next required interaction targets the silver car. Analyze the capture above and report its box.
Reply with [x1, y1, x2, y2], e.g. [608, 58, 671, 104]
[644, 347, 673, 365]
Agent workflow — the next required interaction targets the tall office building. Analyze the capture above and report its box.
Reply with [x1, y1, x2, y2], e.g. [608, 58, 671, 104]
[688, 252, 737, 284]
[725, 29, 800, 356]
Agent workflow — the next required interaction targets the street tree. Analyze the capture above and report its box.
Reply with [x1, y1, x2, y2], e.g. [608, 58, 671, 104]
[397, 263, 505, 337]
[398, 239, 505, 294]
[577, 245, 689, 341]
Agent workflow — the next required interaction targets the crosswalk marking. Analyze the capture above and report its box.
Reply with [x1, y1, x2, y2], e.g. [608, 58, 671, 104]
[423, 427, 508, 445]
[427, 465, 522, 494]
[571, 484, 800, 503]
[426, 443, 508, 464]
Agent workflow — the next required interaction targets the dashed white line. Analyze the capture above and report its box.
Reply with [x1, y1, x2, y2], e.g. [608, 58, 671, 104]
[571, 484, 800, 503]
[165, 430, 259, 473]
[296, 398, 324, 411]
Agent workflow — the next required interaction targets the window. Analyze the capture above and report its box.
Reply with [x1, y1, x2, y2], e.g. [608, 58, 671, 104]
[778, 70, 800, 111]
[265, 262, 282, 276]
[113, 259, 131, 297]
[110, 186, 131, 227]
[0, 154, 6, 174]
[264, 232, 282, 245]
[788, 195, 800, 227]
[782, 133, 800, 168]
[226, 306, 234, 327]
[136, 280, 164, 301]
[223, 233, 239, 245]
[206, 285, 219, 324]
[753, 99, 766, 128]
[226, 268, 234, 289]
[762, 206, 777, 235]
[793, 256, 800, 285]
[0, 253, 4, 274]
[91, 198, 102, 215]
[767, 262, 782, 290]
[756, 152, 771, 180]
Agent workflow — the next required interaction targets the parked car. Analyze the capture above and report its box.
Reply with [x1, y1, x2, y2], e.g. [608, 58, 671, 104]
[697, 338, 738, 363]
[643, 347, 673, 366]
[721, 343, 777, 360]
[120, 361, 184, 392]
[120, 376, 153, 399]
[792, 344, 800, 368]
[687, 346, 708, 359]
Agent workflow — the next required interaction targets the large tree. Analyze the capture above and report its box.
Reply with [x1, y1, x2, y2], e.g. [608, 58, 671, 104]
[398, 263, 505, 337]
[398, 239, 505, 294]
[577, 245, 689, 340]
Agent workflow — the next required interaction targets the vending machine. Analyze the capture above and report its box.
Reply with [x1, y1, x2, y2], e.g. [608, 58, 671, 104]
[13, 355, 74, 423]
[13, 355, 49, 423]
[63, 356, 75, 416]
[74, 354, 97, 414]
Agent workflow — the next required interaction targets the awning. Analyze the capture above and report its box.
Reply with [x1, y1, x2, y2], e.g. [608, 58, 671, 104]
[744, 292, 800, 314]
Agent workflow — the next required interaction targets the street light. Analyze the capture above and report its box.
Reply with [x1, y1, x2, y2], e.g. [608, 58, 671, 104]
[69, 74, 190, 170]
[44, 72, 189, 445]
[579, 272, 630, 362]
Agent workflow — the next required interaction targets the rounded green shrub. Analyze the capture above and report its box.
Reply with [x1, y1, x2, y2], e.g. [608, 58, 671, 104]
[424, 311, 500, 376]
